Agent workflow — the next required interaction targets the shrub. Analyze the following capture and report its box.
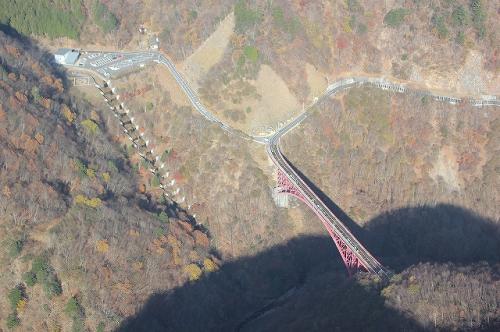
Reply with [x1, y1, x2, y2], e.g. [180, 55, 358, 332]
[452, 6, 467, 26]
[8, 288, 22, 310]
[96, 322, 105, 332]
[383, 8, 409, 28]
[23, 271, 37, 286]
[243, 45, 259, 62]
[235, 0, 261, 32]
[203, 258, 217, 272]
[6, 312, 20, 329]
[81, 119, 99, 135]
[184, 263, 202, 281]
[470, 0, 486, 39]
[432, 15, 449, 39]
[92, 0, 118, 33]
[8, 239, 23, 258]
[65, 297, 84, 320]
[157, 211, 169, 223]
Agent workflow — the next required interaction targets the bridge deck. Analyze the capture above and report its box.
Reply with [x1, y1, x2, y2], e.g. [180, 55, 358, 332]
[267, 139, 391, 280]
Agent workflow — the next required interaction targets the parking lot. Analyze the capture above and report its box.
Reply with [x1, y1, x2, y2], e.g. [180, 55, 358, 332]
[73, 51, 158, 78]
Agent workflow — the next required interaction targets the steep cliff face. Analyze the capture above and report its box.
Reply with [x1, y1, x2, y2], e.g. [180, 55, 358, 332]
[0, 30, 214, 331]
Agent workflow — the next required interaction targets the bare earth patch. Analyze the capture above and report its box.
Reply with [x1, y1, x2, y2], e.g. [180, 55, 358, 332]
[113, 64, 190, 109]
[213, 64, 301, 135]
[430, 145, 461, 192]
[181, 12, 235, 89]
[154, 65, 191, 107]
[305, 63, 328, 101]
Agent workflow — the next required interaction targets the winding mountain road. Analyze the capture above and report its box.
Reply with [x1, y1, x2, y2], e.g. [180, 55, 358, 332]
[67, 49, 498, 277]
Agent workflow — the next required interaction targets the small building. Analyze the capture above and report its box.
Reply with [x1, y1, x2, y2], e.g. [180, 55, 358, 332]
[149, 36, 159, 50]
[54, 48, 80, 65]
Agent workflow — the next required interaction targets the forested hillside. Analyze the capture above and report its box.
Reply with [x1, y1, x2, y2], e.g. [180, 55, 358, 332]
[102, 37, 499, 332]
[283, 87, 498, 224]
[0, 29, 214, 331]
[0, 1, 498, 331]
[0, 0, 118, 40]
[279, 88, 500, 330]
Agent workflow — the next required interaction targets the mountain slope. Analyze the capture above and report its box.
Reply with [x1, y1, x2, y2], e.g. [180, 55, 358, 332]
[0, 29, 214, 331]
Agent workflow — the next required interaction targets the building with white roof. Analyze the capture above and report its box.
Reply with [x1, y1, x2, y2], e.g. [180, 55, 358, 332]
[54, 48, 80, 65]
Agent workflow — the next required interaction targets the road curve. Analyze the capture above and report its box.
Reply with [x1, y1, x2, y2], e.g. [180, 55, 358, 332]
[155, 54, 268, 144]
[269, 77, 499, 143]
[71, 50, 498, 279]
[68, 50, 499, 144]
[91, 56, 391, 278]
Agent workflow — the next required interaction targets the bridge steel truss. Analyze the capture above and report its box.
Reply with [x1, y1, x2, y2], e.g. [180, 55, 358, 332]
[276, 170, 365, 276]
[269, 139, 391, 280]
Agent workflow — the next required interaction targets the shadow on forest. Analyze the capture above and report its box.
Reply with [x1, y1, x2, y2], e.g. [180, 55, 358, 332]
[0, 24, 67, 79]
[283, 156, 499, 271]
[363, 204, 500, 271]
[117, 203, 499, 331]
[117, 236, 420, 332]
[284, 155, 364, 236]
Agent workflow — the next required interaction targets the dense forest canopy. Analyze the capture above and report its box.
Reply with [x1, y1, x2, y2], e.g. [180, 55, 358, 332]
[0, 0, 118, 39]
[0, 28, 212, 330]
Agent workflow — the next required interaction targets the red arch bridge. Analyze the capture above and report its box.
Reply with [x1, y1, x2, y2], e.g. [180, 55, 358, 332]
[267, 139, 392, 280]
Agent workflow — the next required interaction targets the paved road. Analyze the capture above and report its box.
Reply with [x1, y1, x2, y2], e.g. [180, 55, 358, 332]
[66, 49, 498, 278]
[269, 76, 498, 142]
[154, 55, 263, 143]
[267, 134, 392, 279]
[264, 78, 497, 279]
[72, 51, 158, 78]
[65, 49, 499, 144]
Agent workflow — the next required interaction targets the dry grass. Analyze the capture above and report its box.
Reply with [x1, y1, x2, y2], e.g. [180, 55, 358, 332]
[212, 64, 301, 135]
[181, 12, 235, 89]
[305, 63, 328, 101]
[430, 145, 461, 191]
